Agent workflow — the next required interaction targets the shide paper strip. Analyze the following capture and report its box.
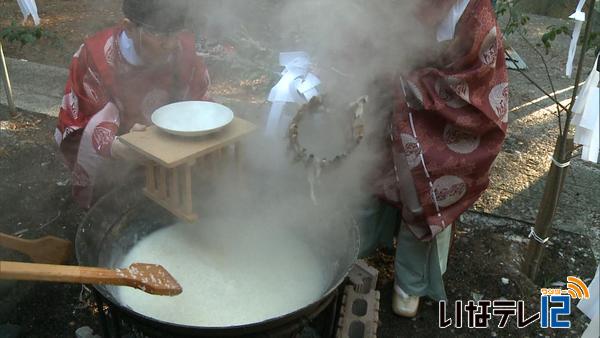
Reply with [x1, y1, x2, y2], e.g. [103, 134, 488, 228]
[17, 0, 40, 26]
[566, 0, 587, 77]
[266, 52, 321, 135]
[573, 55, 599, 163]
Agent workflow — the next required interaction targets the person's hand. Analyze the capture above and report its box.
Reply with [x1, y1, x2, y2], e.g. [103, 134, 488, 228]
[130, 123, 147, 132]
[111, 124, 149, 163]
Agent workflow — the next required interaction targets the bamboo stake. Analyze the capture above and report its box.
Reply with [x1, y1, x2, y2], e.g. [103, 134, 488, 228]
[0, 41, 16, 116]
[521, 0, 596, 280]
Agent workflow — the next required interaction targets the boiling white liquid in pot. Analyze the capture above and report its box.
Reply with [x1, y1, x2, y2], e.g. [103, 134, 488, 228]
[117, 221, 327, 327]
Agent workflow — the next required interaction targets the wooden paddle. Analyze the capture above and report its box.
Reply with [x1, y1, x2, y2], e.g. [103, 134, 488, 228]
[0, 233, 73, 265]
[0, 261, 183, 296]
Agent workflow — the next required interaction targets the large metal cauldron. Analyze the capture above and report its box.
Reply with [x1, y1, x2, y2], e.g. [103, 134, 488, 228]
[76, 186, 359, 337]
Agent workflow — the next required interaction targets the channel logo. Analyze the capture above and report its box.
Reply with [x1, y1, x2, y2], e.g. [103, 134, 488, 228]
[439, 275, 591, 329]
[540, 276, 590, 329]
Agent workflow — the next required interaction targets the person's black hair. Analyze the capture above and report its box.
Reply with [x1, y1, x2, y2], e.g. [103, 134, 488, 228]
[122, 0, 190, 34]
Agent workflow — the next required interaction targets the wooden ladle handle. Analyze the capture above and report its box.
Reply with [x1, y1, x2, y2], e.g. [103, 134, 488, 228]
[0, 261, 182, 296]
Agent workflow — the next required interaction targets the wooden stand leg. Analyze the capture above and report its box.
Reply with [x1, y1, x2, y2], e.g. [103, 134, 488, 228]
[158, 167, 167, 199]
[203, 151, 224, 179]
[234, 142, 243, 185]
[169, 168, 180, 207]
[143, 162, 198, 223]
[145, 165, 156, 193]
[183, 163, 193, 215]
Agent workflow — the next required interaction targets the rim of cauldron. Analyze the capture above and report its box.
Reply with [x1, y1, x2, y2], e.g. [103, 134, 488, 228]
[76, 188, 360, 334]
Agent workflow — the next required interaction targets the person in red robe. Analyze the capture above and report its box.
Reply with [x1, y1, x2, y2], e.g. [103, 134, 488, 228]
[55, 0, 210, 208]
[374, 0, 509, 316]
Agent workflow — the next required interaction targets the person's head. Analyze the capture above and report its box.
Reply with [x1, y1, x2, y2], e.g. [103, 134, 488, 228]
[122, 0, 190, 66]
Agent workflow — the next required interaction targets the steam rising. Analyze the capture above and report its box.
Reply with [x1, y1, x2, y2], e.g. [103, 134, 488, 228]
[100, 0, 450, 325]
[194, 0, 433, 96]
[186, 0, 437, 235]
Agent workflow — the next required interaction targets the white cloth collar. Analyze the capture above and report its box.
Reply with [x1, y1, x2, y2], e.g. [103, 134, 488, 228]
[119, 31, 143, 66]
[437, 0, 471, 42]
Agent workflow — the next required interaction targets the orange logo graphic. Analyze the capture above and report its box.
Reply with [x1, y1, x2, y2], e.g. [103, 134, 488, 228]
[564, 276, 590, 300]
[540, 276, 590, 300]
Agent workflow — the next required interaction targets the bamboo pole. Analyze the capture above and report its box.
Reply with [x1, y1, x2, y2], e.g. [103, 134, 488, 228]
[521, 0, 596, 280]
[0, 41, 16, 116]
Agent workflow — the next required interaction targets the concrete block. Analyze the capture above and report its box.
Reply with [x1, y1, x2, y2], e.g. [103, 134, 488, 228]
[347, 260, 379, 294]
[336, 285, 380, 338]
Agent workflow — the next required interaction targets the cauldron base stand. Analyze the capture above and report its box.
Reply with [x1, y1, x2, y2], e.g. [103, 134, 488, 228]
[92, 288, 341, 338]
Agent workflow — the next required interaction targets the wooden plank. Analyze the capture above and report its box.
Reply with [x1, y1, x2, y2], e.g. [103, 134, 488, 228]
[0, 233, 72, 265]
[119, 118, 257, 168]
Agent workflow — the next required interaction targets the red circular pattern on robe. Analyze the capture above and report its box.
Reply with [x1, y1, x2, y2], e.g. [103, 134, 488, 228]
[443, 124, 481, 154]
[480, 27, 498, 67]
[435, 78, 468, 109]
[400, 133, 422, 169]
[62, 91, 79, 120]
[83, 70, 100, 104]
[446, 76, 470, 103]
[433, 175, 467, 208]
[406, 80, 425, 110]
[104, 36, 116, 67]
[92, 122, 118, 157]
[489, 82, 509, 123]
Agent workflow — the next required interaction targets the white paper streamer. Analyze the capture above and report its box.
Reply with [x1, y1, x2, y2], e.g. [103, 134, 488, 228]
[566, 0, 587, 77]
[17, 0, 40, 26]
[578, 266, 599, 320]
[582, 315, 599, 338]
[573, 55, 599, 163]
[307, 159, 322, 205]
[266, 52, 321, 135]
[578, 266, 599, 338]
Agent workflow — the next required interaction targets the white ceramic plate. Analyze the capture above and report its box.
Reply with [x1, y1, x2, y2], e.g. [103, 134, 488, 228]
[151, 101, 235, 137]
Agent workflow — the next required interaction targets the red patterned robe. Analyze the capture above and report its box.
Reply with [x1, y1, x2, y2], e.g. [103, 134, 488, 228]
[378, 0, 508, 240]
[55, 26, 210, 208]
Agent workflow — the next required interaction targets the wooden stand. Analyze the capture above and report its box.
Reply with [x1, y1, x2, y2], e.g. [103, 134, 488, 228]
[144, 161, 197, 221]
[119, 118, 256, 222]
